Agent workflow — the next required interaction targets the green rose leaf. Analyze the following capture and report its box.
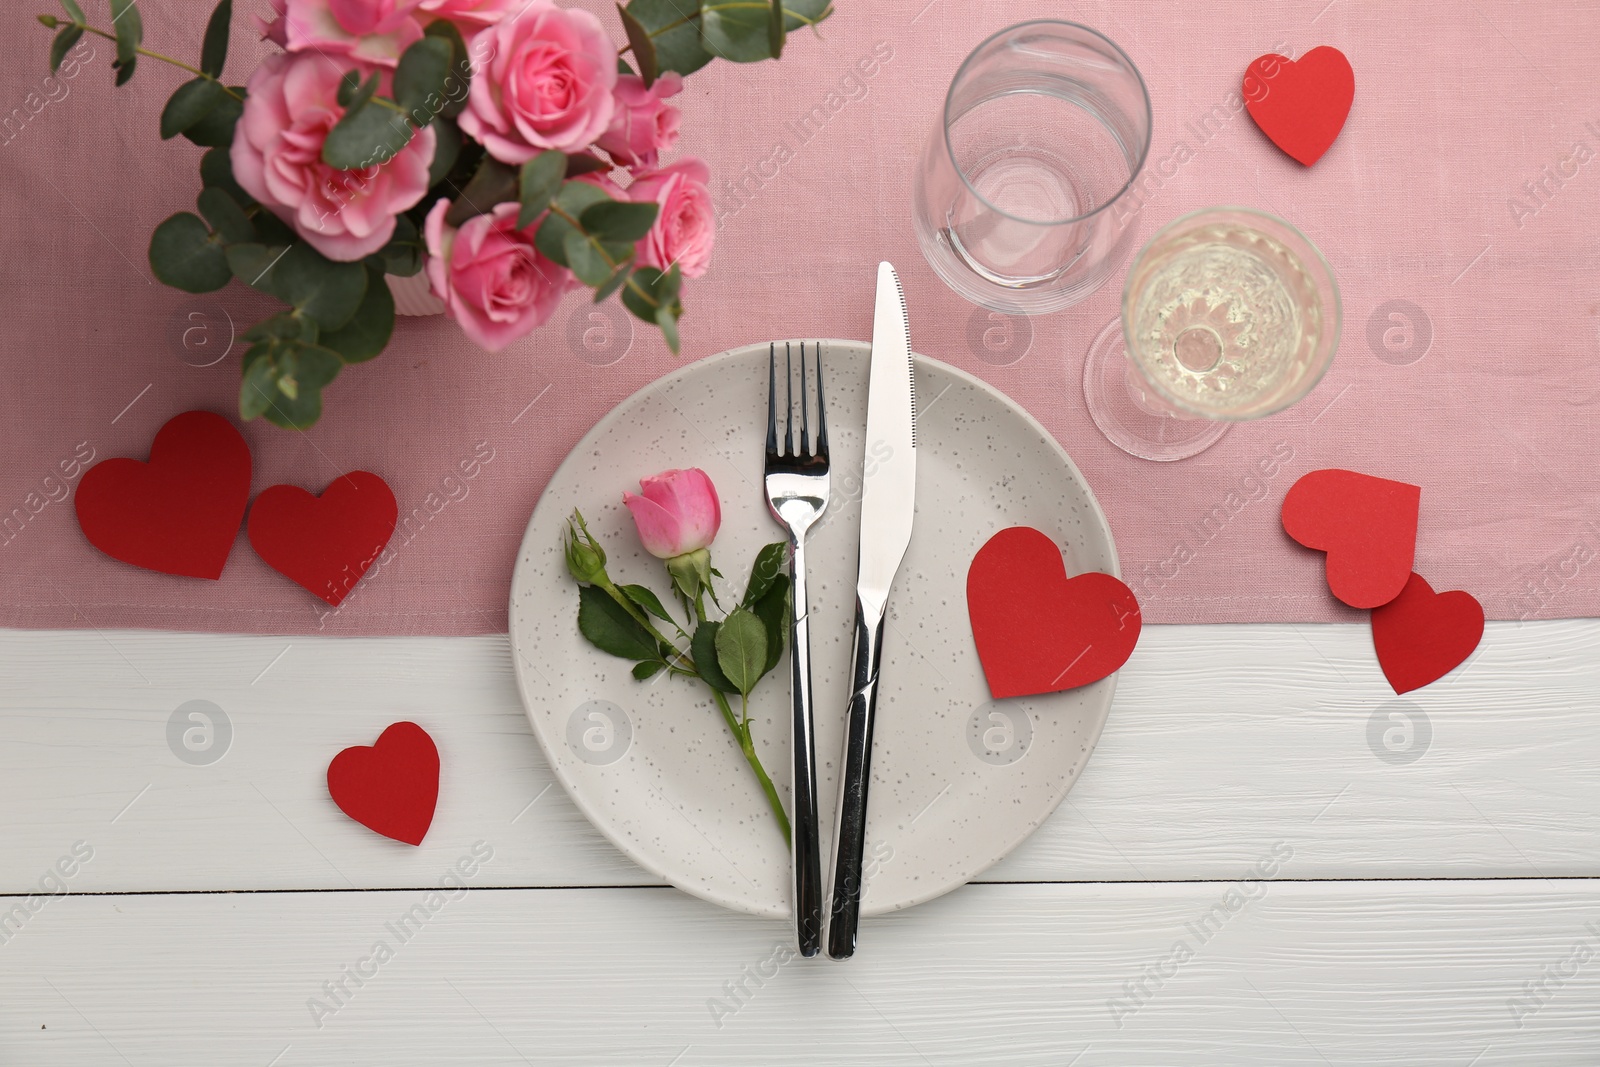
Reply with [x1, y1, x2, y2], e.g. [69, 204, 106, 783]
[578, 584, 660, 662]
[782, 0, 832, 31]
[443, 155, 517, 226]
[277, 244, 369, 330]
[373, 213, 423, 277]
[182, 90, 244, 148]
[750, 571, 789, 674]
[517, 150, 566, 229]
[199, 145, 252, 206]
[715, 607, 768, 697]
[201, 0, 232, 78]
[427, 116, 461, 189]
[108, 0, 141, 68]
[323, 77, 413, 170]
[621, 584, 676, 626]
[422, 19, 471, 117]
[700, 0, 776, 62]
[616, 4, 659, 86]
[580, 200, 659, 244]
[625, 0, 711, 82]
[318, 266, 394, 363]
[691, 620, 738, 694]
[149, 212, 232, 293]
[394, 35, 451, 124]
[49, 24, 84, 73]
[741, 542, 787, 607]
[225, 242, 289, 296]
[633, 660, 666, 681]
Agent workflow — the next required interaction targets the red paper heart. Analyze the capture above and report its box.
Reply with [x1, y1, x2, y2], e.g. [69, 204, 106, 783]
[248, 471, 398, 606]
[1244, 46, 1355, 166]
[1282, 469, 1420, 609]
[1371, 573, 1484, 694]
[966, 527, 1142, 699]
[74, 410, 251, 579]
[327, 722, 439, 846]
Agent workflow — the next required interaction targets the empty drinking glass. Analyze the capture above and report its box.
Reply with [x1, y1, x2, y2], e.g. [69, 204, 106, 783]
[913, 21, 1152, 314]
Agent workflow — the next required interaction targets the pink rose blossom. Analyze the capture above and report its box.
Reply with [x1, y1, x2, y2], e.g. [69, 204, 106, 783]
[417, 0, 521, 28]
[597, 73, 682, 168]
[424, 198, 576, 351]
[627, 158, 716, 279]
[276, 0, 425, 67]
[458, 2, 617, 162]
[623, 469, 721, 559]
[232, 52, 437, 262]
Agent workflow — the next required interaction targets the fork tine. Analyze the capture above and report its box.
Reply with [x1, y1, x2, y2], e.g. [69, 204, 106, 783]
[814, 342, 828, 456]
[784, 342, 795, 458]
[766, 343, 778, 455]
[800, 342, 811, 457]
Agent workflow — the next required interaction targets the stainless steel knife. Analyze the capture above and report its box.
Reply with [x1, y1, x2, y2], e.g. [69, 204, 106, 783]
[826, 261, 917, 960]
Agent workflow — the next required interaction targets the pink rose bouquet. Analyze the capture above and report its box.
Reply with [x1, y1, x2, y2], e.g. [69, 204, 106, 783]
[36, 0, 835, 428]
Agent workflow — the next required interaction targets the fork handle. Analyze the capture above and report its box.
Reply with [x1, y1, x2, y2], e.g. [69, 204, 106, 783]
[789, 536, 823, 957]
[826, 596, 886, 960]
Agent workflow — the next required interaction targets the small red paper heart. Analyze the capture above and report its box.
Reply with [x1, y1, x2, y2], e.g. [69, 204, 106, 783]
[248, 471, 398, 606]
[1371, 573, 1484, 694]
[966, 527, 1141, 700]
[1282, 469, 1420, 609]
[74, 410, 252, 579]
[327, 722, 439, 846]
[1244, 46, 1355, 166]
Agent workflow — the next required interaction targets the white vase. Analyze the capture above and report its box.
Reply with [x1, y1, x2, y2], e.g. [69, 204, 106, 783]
[386, 271, 445, 316]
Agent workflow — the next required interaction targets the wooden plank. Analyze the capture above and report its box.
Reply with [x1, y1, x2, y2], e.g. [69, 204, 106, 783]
[0, 621, 1597, 894]
[1, 880, 1597, 1065]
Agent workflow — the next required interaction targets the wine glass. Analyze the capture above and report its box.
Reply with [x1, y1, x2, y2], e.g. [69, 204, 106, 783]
[1084, 206, 1342, 461]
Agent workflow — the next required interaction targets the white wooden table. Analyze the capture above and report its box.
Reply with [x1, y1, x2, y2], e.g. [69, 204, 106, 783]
[3, 620, 1598, 1065]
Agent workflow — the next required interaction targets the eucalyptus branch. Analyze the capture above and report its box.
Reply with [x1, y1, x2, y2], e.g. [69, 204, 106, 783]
[546, 203, 661, 311]
[69, 23, 244, 98]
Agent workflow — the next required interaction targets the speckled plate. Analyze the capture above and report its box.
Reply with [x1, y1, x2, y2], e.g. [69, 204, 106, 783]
[508, 340, 1120, 919]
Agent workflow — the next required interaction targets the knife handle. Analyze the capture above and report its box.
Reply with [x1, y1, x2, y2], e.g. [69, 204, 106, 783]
[789, 536, 822, 958]
[826, 597, 887, 960]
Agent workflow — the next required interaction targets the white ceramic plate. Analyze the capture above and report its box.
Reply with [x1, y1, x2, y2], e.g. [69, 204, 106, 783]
[508, 340, 1120, 918]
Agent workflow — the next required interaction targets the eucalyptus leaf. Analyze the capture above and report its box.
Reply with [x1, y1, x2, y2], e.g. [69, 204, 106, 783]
[374, 214, 422, 277]
[317, 266, 394, 363]
[196, 186, 253, 244]
[564, 232, 613, 287]
[655, 303, 681, 354]
[149, 212, 231, 293]
[768, 0, 785, 58]
[199, 146, 251, 206]
[620, 267, 659, 322]
[715, 608, 768, 697]
[692, 620, 738, 694]
[200, 0, 231, 77]
[443, 155, 517, 226]
[517, 150, 566, 229]
[182, 91, 243, 148]
[700, 1, 775, 62]
[394, 35, 451, 123]
[593, 262, 631, 303]
[225, 242, 289, 295]
[336, 69, 363, 108]
[617, 56, 635, 76]
[113, 55, 136, 85]
[323, 79, 412, 170]
[59, 0, 84, 21]
[564, 153, 609, 177]
[741, 542, 787, 607]
[580, 200, 659, 244]
[49, 24, 84, 73]
[621, 584, 676, 626]
[250, 211, 296, 246]
[578, 584, 660, 662]
[427, 116, 461, 189]
[623, 0, 710, 82]
[108, 0, 141, 67]
[615, 3, 659, 86]
[781, 0, 833, 30]
[423, 19, 471, 117]
[253, 342, 343, 428]
[277, 244, 369, 330]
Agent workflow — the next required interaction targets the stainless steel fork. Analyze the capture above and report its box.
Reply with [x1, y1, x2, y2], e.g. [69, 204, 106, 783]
[763, 341, 829, 958]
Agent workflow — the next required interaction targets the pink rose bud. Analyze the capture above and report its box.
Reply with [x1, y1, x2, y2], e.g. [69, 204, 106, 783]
[623, 468, 721, 559]
[627, 158, 716, 279]
[424, 199, 577, 351]
[231, 52, 437, 262]
[457, 1, 618, 162]
[597, 73, 683, 168]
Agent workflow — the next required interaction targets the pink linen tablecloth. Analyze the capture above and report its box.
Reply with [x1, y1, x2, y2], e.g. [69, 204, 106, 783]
[3, 0, 1598, 635]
